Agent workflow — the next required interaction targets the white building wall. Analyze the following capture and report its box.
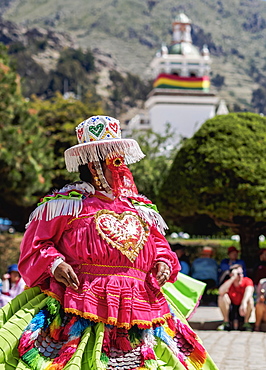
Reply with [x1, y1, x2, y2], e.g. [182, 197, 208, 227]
[148, 103, 216, 139]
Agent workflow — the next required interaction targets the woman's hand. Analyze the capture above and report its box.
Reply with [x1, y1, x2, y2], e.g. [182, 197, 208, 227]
[54, 261, 80, 290]
[155, 261, 171, 287]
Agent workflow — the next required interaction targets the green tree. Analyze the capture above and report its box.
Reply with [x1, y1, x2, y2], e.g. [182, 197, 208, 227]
[48, 48, 95, 97]
[159, 112, 266, 267]
[129, 126, 177, 203]
[0, 44, 53, 228]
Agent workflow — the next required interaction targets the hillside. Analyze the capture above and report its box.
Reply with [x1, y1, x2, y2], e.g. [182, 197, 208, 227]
[2, 0, 266, 110]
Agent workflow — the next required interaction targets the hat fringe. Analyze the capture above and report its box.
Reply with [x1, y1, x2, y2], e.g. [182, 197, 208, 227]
[65, 139, 145, 172]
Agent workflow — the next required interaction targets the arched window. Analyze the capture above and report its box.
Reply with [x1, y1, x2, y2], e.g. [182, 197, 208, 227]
[171, 69, 181, 76]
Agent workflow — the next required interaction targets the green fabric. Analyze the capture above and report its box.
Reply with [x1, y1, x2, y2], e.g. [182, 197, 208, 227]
[0, 286, 219, 370]
[163, 273, 206, 318]
[0, 287, 47, 369]
[155, 338, 187, 370]
[163, 280, 219, 370]
[37, 190, 83, 206]
[131, 199, 159, 213]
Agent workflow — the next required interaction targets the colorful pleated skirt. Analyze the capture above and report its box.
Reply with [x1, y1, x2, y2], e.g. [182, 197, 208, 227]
[0, 275, 218, 370]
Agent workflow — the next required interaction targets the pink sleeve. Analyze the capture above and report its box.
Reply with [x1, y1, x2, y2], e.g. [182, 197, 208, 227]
[151, 225, 180, 283]
[18, 214, 69, 287]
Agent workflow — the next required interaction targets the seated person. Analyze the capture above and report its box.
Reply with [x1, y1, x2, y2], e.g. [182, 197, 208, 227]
[254, 278, 266, 332]
[0, 264, 26, 307]
[171, 243, 190, 275]
[191, 246, 218, 304]
[253, 248, 266, 287]
[219, 246, 247, 285]
[218, 264, 254, 331]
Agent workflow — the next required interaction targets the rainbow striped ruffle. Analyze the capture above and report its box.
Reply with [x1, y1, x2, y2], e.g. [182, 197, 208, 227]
[17, 295, 206, 370]
[153, 73, 210, 91]
[0, 286, 219, 370]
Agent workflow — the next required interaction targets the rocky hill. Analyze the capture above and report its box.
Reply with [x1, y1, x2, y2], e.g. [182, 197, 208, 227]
[2, 0, 266, 111]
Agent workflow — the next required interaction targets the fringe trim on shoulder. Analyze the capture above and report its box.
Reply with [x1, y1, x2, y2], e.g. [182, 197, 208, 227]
[133, 205, 168, 235]
[26, 198, 83, 229]
[25, 182, 94, 229]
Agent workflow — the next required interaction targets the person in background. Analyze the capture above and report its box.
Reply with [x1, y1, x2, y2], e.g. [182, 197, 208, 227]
[0, 264, 25, 307]
[253, 248, 266, 287]
[171, 243, 190, 275]
[254, 278, 266, 331]
[252, 250, 266, 332]
[219, 246, 247, 285]
[191, 246, 218, 304]
[217, 264, 254, 331]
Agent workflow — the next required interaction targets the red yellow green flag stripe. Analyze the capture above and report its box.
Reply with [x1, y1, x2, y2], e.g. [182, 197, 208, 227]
[153, 73, 210, 90]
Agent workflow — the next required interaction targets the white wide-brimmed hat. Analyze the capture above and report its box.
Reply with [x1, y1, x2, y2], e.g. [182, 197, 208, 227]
[64, 115, 145, 172]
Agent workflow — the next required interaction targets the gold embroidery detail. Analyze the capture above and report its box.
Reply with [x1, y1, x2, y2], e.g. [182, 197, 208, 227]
[94, 209, 149, 262]
[81, 263, 147, 274]
[41, 289, 62, 304]
[80, 272, 145, 282]
[75, 288, 159, 304]
[67, 215, 93, 225]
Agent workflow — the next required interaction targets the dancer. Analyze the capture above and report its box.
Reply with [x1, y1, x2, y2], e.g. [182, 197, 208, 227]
[0, 115, 218, 369]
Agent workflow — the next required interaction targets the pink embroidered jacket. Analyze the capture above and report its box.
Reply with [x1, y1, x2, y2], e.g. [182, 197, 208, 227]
[19, 191, 179, 329]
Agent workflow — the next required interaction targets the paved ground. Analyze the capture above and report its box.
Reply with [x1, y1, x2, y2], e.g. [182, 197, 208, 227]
[196, 330, 266, 370]
[187, 306, 266, 370]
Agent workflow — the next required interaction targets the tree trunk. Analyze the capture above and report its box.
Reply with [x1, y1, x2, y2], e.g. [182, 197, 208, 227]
[239, 227, 260, 272]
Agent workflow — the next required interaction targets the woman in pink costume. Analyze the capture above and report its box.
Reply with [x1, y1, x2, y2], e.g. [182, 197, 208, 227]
[0, 116, 218, 370]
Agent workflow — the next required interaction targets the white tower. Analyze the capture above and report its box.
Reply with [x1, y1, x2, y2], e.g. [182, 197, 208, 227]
[126, 13, 224, 140]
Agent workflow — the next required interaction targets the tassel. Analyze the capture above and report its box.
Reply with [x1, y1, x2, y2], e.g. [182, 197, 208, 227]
[30, 353, 48, 369]
[100, 352, 109, 366]
[188, 345, 207, 370]
[28, 309, 48, 331]
[114, 328, 132, 352]
[177, 352, 189, 370]
[69, 317, 89, 338]
[176, 320, 206, 368]
[141, 346, 156, 361]
[129, 330, 141, 347]
[110, 326, 117, 341]
[21, 348, 39, 365]
[102, 326, 111, 355]
[46, 297, 61, 316]
[50, 327, 64, 341]
[115, 335, 132, 352]
[62, 316, 77, 336]
[53, 347, 76, 367]
[167, 317, 176, 334]
[45, 364, 62, 370]
[18, 331, 34, 356]
[59, 338, 80, 352]
[50, 314, 63, 340]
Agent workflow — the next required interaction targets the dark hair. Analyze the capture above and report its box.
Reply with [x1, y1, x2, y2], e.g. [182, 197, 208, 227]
[171, 243, 185, 252]
[78, 164, 93, 182]
[229, 264, 242, 273]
